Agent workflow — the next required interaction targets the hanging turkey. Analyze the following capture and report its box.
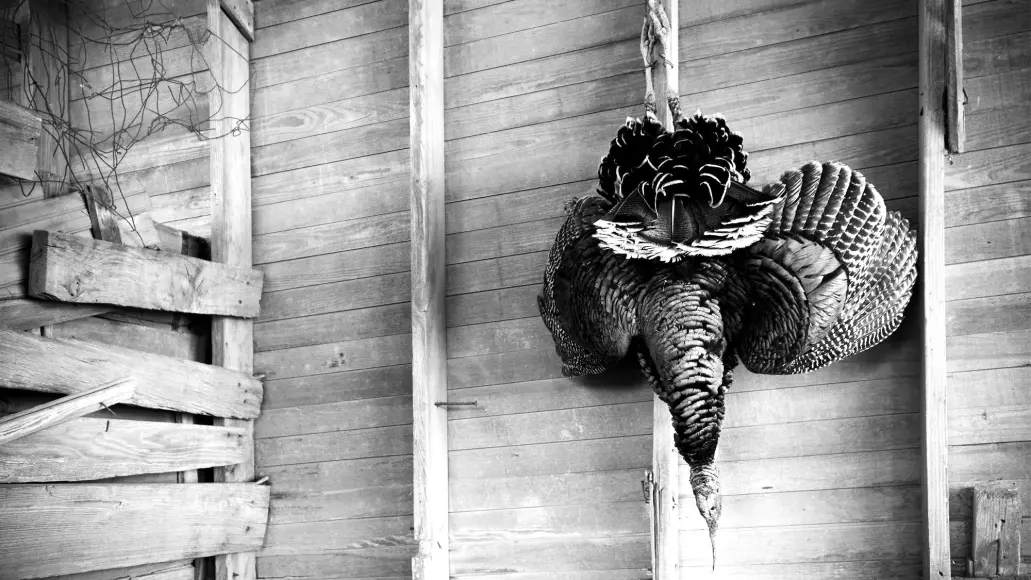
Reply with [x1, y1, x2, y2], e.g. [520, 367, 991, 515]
[537, 0, 918, 566]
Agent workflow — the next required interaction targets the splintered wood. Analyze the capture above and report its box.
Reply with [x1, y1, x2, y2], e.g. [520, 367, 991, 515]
[0, 484, 270, 580]
[28, 229, 263, 317]
[0, 327, 262, 418]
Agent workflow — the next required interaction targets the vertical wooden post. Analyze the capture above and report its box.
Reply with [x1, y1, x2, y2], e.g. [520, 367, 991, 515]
[919, 0, 951, 578]
[945, 0, 964, 153]
[651, 1, 679, 577]
[409, 0, 448, 579]
[208, 1, 256, 579]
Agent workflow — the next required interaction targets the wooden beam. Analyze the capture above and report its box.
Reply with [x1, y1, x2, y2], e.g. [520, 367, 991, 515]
[0, 483, 269, 580]
[649, 0, 680, 577]
[919, 0, 951, 577]
[219, 0, 254, 42]
[0, 417, 247, 482]
[28, 229, 263, 317]
[0, 99, 41, 181]
[207, 1, 257, 579]
[972, 483, 1023, 577]
[0, 378, 134, 445]
[410, 0, 448, 577]
[945, 0, 965, 153]
[0, 326, 262, 418]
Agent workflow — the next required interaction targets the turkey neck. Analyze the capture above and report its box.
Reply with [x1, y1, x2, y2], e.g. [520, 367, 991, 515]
[637, 261, 732, 465]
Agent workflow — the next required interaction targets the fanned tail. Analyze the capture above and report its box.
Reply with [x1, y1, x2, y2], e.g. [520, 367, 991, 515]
[736, 161, 918, 374]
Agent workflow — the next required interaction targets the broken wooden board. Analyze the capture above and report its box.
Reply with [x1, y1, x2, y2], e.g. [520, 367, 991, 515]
[0, 483, 269, 580]
[28, 230, 263, 317]
[154, 221, 210, 257]
[973, 483, 1023, 576]
[0, 378, 135, 445]
[0, 417, 247, 483]
[0, 100, 41, 181]
[84, 184, 124, 243]
[0, 327, 262, 418]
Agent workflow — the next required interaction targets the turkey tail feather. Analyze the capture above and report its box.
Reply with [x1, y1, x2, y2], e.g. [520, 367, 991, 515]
[737, 161, 918, 375]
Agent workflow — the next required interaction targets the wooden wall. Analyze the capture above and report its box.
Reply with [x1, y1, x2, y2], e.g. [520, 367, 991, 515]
[0, 1, 218, 577]
[670, 0, 923, 576]
[944, 0, 1030, 574]
[249, 0, 415, 577]
[248, 0, 1028, 578]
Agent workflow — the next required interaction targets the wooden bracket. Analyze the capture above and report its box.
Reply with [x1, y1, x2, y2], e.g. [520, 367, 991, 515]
[0, 378, 134, 445]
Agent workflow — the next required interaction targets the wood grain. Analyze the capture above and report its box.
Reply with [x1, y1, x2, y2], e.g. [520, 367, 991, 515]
[973, 484, 1022, 576]
[919, 0, 952, 575]
[208, 4, 258, 580]
[0, 483, 269, 580]
[28, 229, 263, 317]
[0, 417, 247, 483]
[0, 378, 134, 445]
[409, 0, 448, 576]
[0, 100, 41, 181]
[0, 326, 262, 418]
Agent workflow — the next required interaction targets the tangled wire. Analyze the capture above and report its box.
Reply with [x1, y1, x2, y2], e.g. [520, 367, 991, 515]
[0, 0, 249, 238]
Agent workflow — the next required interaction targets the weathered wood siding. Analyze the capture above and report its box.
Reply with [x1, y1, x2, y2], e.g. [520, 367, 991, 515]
[667, 0, 926, 575]
[248, 0, 1027, 577]
[0, 2, 221, 577]
[249, 0, 416, 578]
[443, 1, 657, 576]
[944, 0, 1030, 574]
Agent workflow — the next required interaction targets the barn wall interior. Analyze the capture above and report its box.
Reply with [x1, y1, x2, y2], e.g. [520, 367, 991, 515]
[248, 0, 1031, 578]
[0, 0, 1026, 578]
[943, 0, 1030, 574]
[0, 0, 241, 577]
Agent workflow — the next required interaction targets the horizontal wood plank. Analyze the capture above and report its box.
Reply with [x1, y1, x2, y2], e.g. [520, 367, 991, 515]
[0, 418, 247, 483]
[0, 483, 269, 579]
[29, 230, 264, 317]
[0, 327, 262, 418]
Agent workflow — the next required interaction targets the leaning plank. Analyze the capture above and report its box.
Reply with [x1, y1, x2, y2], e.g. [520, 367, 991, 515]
[0, 100, 41, 181]
[0, 483, 270, 580]
[0, 378, 134, 445]
[28, 229, 263, 317]
[0, 417, 246, 483]
[0, 327, 262, 418]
